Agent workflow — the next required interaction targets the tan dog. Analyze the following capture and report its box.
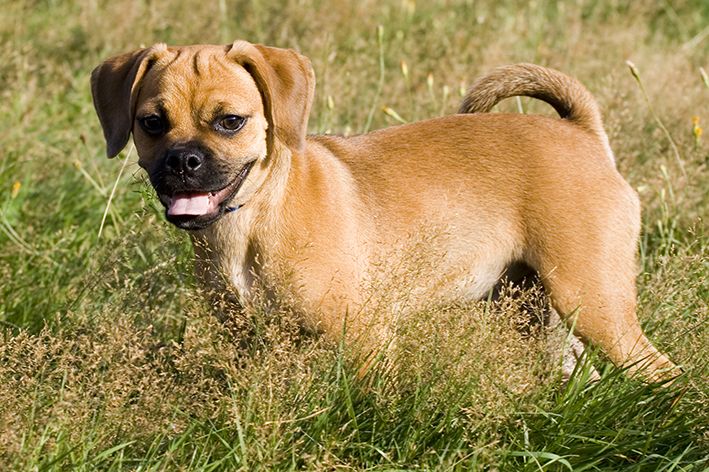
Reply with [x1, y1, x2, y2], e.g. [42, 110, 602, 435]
[91, 41, 675, 379]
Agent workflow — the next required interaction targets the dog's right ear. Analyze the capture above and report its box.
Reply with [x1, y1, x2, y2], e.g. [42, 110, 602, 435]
[90, 45, 168, 158]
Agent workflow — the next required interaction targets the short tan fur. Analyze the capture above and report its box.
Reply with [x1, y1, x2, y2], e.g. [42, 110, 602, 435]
[91, 41, 675, 380]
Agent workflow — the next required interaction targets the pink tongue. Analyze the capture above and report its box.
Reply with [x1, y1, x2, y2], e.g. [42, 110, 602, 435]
[168, 193, 213, 216]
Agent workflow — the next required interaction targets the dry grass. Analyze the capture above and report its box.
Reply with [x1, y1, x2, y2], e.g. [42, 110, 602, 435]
[1, 0, 709, 469]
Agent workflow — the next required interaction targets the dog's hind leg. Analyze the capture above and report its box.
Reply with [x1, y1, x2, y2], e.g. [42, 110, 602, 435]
[534, 242, 676, 382]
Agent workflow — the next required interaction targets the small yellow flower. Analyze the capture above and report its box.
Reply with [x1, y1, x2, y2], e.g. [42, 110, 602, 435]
[11, 182, 20, 199]
[692, 117, 702, 148]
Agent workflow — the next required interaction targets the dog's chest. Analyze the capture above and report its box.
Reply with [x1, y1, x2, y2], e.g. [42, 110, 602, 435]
[192, 212, 259, 304]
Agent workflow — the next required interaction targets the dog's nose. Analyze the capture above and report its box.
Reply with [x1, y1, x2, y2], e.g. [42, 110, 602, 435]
[165, 149, 203, 175]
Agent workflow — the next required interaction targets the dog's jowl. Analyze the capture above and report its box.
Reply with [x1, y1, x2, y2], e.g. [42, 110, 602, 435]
[91, 41, 676, 380]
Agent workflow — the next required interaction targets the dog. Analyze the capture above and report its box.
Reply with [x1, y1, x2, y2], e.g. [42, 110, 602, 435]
[91, 40, 676, 380]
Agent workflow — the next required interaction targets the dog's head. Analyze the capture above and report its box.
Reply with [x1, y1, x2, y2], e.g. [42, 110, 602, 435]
[91, 41, 315, 230]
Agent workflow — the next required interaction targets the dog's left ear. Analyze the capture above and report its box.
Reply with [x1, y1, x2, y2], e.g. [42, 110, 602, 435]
[91, 44, 170, 158]
[228, 41, 315, 154]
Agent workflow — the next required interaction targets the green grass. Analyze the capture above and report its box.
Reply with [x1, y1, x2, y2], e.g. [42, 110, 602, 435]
[2, 0, 709, 469]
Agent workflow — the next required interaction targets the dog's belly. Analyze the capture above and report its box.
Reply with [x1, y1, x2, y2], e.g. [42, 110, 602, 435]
[364, 223, 520, 310]
[454, 266, 509, 302]
[438, 255, 518, 304]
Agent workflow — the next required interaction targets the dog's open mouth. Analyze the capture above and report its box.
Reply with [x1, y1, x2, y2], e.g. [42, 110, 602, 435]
[158, 161, 255, 230]
[166, 186, 234, 217]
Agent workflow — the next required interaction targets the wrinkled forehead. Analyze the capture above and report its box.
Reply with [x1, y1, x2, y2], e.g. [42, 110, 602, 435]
[136, 45, 264, 115]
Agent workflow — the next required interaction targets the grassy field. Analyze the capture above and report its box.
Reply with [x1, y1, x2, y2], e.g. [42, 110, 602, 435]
[2, 0, 709, 469]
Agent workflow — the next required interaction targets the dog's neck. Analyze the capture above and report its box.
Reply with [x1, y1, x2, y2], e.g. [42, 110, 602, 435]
[189, 141, 297, 304]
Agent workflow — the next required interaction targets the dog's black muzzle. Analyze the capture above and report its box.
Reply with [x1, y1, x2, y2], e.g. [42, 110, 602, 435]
[147, 144, 252, 231]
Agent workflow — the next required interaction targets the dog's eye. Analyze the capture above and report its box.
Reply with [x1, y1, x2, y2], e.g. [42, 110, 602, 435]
[138, 115, 166, 136]
[217, 115, 246, 133]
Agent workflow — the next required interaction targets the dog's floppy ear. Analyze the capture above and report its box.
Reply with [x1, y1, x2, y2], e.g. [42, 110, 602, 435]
[90, 44, 169, 158]
[227, 41, 315, 154]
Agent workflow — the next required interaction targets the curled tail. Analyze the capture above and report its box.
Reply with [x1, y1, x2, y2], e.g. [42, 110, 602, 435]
[459, 64, 614, 164]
